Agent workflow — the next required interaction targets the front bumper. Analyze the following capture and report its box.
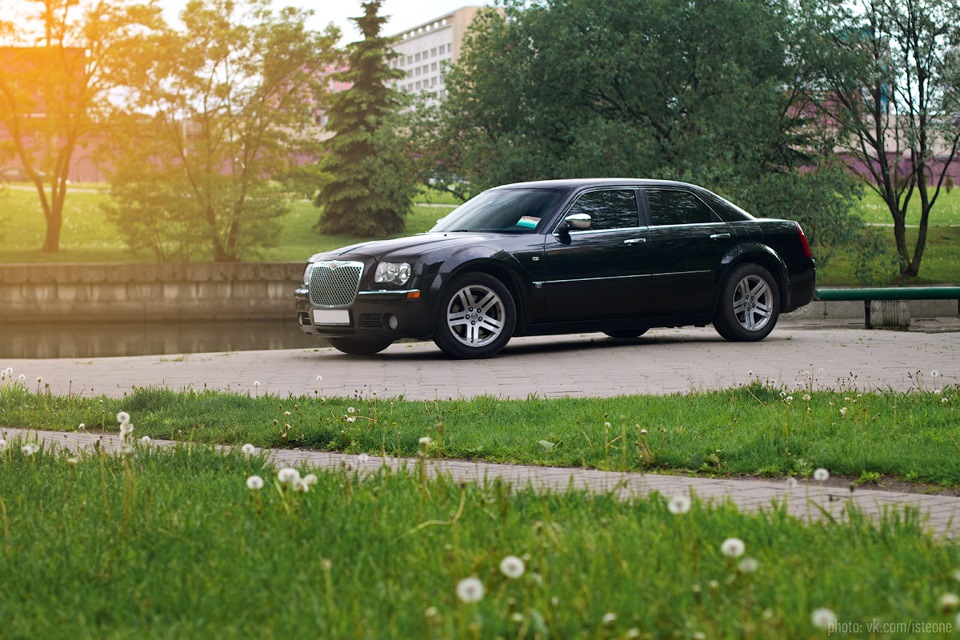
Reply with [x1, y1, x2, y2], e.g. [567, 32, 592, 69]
[295, 287, 437, 340]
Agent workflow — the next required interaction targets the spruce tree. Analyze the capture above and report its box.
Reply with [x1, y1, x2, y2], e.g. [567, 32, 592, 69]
[314, 0, 414, 236]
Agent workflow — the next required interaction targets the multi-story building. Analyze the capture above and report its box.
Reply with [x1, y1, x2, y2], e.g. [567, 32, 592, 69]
[388, 6, 488, 103]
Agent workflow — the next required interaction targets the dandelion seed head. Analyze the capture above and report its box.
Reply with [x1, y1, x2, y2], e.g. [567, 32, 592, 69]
[277, 467, 300, 485]
[786, 477, 798, 490]
[811, 608, 837, 629]
[67, 457, 79, 467]
[246, 475, 264, 490]
[357, 453, 369, 464]
[738, 557, 759, 573]
[500, 555, 525, 579]
[304, 473, 318, 486]
[241, 443, 256, 456]
[601, 612, 617, 626]
[22, 443, 39, 456]
[839, 406, 847, 416]
[940, 593, 960, 611]
[803, 394, 811, 401]
[0, 439, 5, 450]
[814, 468, 830, 483]
[668, 494, 692, 515]
[139, 436, 151, 445]
[78, 423, 85, 430]
[419, 436, 432, 446]
[456, 577, 484, 603]
[720, 538, 746, 558]
[932, 370, 940, 378]
[511, 612, 524, 623]
[316, 375, 323, 382]
[17, 374, 25, 383]
[347, 406, 355, 414]
[116, 411, 130, 425]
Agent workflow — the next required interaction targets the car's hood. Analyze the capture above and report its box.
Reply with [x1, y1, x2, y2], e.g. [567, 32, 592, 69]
[308, 232, 515, 263]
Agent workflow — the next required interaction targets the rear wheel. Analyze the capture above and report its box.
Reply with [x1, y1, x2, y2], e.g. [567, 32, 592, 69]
[433, 273, 516, 359]
[327, 337, 394, 356]
[603, 328, 649, 339]
[714, 263, 780, 342]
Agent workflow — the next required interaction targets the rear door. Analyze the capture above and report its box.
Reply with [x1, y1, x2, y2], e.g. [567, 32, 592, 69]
[643, 188, 737, 315]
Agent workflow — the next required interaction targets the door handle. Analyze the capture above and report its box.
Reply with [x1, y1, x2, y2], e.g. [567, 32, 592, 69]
[623, 238, 646, 245]
[710, 233, 731, 240]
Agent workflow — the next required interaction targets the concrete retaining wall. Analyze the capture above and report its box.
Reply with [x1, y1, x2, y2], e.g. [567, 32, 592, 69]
[0, 263, 303, 323]
[1, 263, 957, 324]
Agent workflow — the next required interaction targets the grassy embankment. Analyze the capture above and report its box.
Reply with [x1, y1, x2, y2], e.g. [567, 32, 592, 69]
[1, 183, 958, 284]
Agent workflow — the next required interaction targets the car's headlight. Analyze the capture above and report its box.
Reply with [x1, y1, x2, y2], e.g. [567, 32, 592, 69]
[374, 262, 412, 286]
[302, 262, 315, 285]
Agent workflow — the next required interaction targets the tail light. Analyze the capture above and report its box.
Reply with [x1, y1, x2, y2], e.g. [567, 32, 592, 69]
[796, 223, 812, 259]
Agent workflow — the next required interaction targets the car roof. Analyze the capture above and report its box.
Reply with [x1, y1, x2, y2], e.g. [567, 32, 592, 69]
[491, 178, 701, 191]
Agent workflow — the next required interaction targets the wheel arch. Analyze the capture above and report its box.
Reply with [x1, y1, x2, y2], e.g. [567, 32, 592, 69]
[717, 244, 789, 312]
[444, 259, 527, 331]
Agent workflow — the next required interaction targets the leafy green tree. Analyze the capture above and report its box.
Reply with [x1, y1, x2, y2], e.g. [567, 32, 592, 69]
[314, 0, 415, 236]
[0, 0, 162, 253]
[105, 0, 339, 262]
[428, 0, 865, 264]
[801, 0, 960, 277]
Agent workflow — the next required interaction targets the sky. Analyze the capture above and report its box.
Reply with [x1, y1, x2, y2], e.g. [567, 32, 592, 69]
[162, 0, 490, 42]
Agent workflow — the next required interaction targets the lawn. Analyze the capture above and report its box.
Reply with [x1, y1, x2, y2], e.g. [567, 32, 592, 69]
[2, 182, 958, 284]
[0, 439, 957, 638]
[3, 380, 958, 487]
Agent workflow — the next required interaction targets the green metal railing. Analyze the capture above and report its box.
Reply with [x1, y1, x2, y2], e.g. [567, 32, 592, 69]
[813, 287, 960, 327]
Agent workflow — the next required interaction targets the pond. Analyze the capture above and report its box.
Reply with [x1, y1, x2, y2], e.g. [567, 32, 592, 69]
[1, 321, 322, 359]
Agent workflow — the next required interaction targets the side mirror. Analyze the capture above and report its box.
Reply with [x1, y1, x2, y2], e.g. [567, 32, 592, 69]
[564, 213, 592, 230]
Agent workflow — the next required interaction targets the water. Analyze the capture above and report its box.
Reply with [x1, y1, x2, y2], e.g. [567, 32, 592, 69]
[1, 321, 323, 359]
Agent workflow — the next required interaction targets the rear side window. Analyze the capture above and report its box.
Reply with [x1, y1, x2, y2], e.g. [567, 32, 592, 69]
[566, 189, 639, 231]
[646, 189, 717, 226]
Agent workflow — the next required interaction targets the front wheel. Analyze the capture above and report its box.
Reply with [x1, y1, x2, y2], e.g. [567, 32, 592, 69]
[327, 337, 394, 356]
[713, 264, 780, 342]
[433, 273, 516, 359]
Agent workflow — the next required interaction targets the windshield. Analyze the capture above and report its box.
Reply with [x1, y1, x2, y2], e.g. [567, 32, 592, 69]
[431, 188, 565, 233]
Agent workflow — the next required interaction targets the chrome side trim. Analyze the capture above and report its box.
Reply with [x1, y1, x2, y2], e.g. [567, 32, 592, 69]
[357, 289, 421, 297]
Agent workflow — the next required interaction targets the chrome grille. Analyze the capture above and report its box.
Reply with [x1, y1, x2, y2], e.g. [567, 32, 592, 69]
[308, 261, 363, 307]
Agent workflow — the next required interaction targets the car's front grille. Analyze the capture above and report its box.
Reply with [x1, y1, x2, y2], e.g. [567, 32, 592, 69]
[309, 261, 363, 307]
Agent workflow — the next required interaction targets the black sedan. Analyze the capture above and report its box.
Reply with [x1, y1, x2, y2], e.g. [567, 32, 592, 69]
[295, 179, 815, 358]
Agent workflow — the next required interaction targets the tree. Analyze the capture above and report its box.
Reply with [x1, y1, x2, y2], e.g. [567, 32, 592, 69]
[314, 0, 415, 236]
[426, 0, 865, 263]
[804, 0, 960, 277]
[0, 0, 162, 253]
[105, 0, 339, 261]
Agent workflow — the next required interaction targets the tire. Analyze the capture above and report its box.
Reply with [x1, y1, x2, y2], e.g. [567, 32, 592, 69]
[327, 337, 394, 356]
[603, 328, 649, 339]
[433, 273, 516, 359]
[713, 263, 780, 342]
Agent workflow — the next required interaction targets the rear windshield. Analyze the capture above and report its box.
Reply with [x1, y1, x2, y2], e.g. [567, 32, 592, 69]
[431, 188, 565, 233]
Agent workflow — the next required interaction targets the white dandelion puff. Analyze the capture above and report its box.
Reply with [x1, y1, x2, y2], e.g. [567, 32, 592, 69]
[668, 494, 692, 515]
[357, 453, 369, 464]
[811, 608, 837, 630]
[346, 416, 355, 423]
[499, 555, 525, 579]
[241, 443, 256, 456]
[419, 436, 433, 447]
[67, 457, 79, 467]
[814, 468, 830, 483]
[347, 406, 355, 414]
[720, 538, 746, 558]
[304, 473, 318, 486]
[277, 467, 300, 485]
[939, 593, 960, 611]
[601, 612, 617, 626]
[737, 557, 759, 573]
[0, 438, 6, 450]
[786, 477, 798, 490]
[116, 411, 130, 425]
[22, 443, 39, 456]
[139, 436, 151, 445]
[246, 475, 264, 490]
[456, 577, 485, 603]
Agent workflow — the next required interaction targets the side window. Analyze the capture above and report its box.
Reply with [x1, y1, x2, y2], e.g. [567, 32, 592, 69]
[647, 189, 717, 226]
[566, 189, 639, 231]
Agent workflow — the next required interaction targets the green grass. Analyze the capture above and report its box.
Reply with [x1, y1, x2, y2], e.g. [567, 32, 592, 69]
[0, 440, 956, 638]
[3, 381, 958, 486]
[0, 184, 457, 264]
[856, 186, 960, 225]
[3, 182, 959, 284]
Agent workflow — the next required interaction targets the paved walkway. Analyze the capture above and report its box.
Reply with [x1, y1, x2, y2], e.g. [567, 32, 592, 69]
[3, 323, 959, 400]
[4, 426, 958, 538]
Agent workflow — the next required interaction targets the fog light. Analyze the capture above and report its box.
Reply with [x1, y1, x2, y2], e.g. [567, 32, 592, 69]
[384, 314, 399, 330]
